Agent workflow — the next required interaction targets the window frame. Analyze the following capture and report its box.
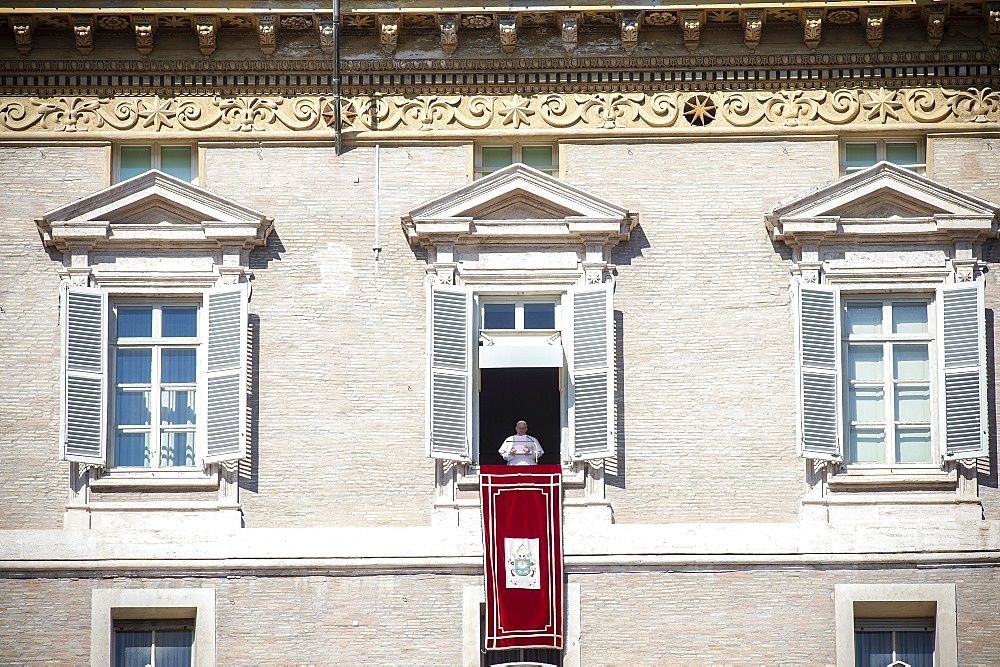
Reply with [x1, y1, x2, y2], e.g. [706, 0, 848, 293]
[834, 583, 957, 667]
[841, 294, 938, 469]
[115, 142, 198, 184]
[91, 588, 215, 667]
[840, 138, 925, 175]
[109, 298, 203, 471]
[474, 142, 558, 179]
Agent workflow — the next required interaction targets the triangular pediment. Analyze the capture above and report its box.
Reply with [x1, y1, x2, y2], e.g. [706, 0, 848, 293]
[403, 163, 636, 246]
[37, 170, 272, 250]
[767, 162, 998, 245]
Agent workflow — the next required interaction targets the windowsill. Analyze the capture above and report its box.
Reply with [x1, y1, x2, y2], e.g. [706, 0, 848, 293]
[828, 467, 957, 487]
[90, 468, 218, 489]
[456, 462, 586, 490]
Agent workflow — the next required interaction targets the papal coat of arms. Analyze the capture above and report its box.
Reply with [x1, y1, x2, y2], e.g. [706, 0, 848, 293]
[504, 538, 540, 589]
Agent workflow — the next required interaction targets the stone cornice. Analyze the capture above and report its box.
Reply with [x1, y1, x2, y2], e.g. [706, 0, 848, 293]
[1, 86, 999, 140]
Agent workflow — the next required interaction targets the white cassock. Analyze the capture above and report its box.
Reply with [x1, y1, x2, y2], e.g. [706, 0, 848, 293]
[499, 434, 544, 466]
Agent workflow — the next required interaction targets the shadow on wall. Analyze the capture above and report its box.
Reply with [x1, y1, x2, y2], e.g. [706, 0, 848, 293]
[980, 307, 997, 489]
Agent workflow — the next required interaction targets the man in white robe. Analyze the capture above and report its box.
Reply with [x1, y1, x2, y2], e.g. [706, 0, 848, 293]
[499, 420, 544, 466]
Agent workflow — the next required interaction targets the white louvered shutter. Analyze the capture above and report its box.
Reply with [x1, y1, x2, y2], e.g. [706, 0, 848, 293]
[568, 283, 614, 460]
[204, 283, 249, 464]
[61, 283, 108, 465]
[427, 284, 473, 461]
[796, 282, 842, 460]
[938, 280, 987, 460]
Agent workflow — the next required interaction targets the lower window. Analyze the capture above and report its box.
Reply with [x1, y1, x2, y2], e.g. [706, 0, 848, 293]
[114, 620, 193, 667]
[855, 618, 934, 667]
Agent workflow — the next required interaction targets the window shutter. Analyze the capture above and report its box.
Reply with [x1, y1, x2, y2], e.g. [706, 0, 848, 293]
[568, 283, 614, 461]
[796, 282, 842, 460]
[204, 283, 249, 464]
[61, 283, 108, 465]
[427, 284, 473, 461]
[938, 280, 987, 460]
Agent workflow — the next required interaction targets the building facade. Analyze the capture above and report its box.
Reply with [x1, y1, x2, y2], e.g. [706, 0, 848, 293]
[1, 1, 1000, 665]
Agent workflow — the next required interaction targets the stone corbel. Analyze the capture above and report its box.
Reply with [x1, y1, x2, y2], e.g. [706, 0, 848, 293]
[681, 11, 703, 52]
[560, 13, 579, 52]
[378, 15, 399, 57]
[10, 15, 35, 55]
[802, 9, 823, 50]
[989, 4, 1000, 40]
[131, 16, 155, 56]
[439, 14, 458, 54]
[498, 14, 517, 54]
[926, 7, 946, 47]
[254, 15, 277, 55]
[864, 7, 885, 49]
[742, 10, 763, 51]
[619, 12, 640, 53]
[194, 15, 219, 56]
[317, 16, 335, 55]
[73, 15, 94, 55]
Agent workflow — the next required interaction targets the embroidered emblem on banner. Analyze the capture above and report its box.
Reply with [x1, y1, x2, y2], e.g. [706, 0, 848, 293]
[504, 538, 540, 589]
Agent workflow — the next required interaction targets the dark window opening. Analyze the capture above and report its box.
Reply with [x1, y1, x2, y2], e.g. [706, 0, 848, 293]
[479, 367, 560, 466]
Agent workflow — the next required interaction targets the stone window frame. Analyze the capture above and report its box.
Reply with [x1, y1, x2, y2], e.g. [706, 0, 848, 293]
[404, 163, 637, 526]
[463, 584, 581, 667]
[768, 161, 997, 501]
[91, 587, 216, 667]
[834, 583, 957, 667]
[37, 169, 272, 528]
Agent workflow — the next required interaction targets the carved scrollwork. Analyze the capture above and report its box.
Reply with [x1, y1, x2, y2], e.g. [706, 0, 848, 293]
[575, 93, 645, 129]
[945, 87, 1000, 122]
[636, 93, 680, 127]
[815, 89, 863, 124]
[538, 94, 583, 128]
[400, 95, 462, 130]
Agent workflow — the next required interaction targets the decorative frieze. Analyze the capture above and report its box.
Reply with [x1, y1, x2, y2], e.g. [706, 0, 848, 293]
[2, 87, 998, 137]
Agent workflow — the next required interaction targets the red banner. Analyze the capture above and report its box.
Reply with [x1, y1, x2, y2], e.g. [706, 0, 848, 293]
[480, 464, 563, 650]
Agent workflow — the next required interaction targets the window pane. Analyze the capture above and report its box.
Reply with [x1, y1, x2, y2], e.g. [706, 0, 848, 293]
[850, 428, 886, 464]
[161, 349, 197, 384]
[481, 146, 513, 171]
[846, 303, 882, 335]
[155, 629, 194, 667]
[894, 345, 929, 381]
[115, 432, 150, 467]
[114, 629, 153, 667]
[116, 348, 152, 384]
[161, 389, 196, 425]
[524, 303, 556, 329]
[855, 631, 893, 667]
[892, 302, 928, 334]
[896, 428, 933, 463]
[896, 630, 934, 667]
[162, 306, 198, 337]
[119, 146, 152, 181]
[886, 142, 919, 166]
[117, 307, 153, 338]
[895, 387, 931, 422]
[848, 346, 883, 381]
[160, 146, 193, 182]
[521, 145, 553, 169]
[115, 389, 150, 426]
[160, 431, 196, 467]
[845, 143, 878, 168]
[849, 387, 884, 423]
[483, 303, 515, 329]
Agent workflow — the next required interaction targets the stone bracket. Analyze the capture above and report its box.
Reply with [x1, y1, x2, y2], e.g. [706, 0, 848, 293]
[620, 12, 640, 53]
[498, 14, 517, 54]
[439, 14, 458, 54]
[802, 9, 823, 50]
[742, 9, 764, 51]
[926, 7, 946, 47]
[681, 11, 704, 52]
[864, 7, 885, 49]
[195, 15, 219, 57]
[379, 14, 399, 57]
[254, 15, 277, 55]
[560, 13, 579, 52]
[73, 15, 94, 55]
[10, 15, 35, 55]
[131, 15, 155, 56]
